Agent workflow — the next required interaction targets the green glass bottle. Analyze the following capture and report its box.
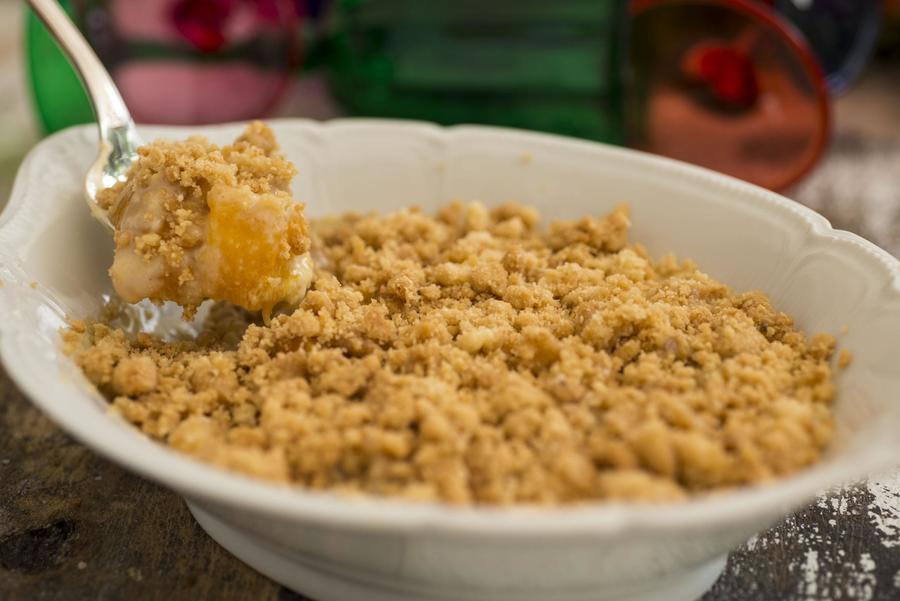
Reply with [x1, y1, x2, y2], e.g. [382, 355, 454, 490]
[327, 0, 629, 143]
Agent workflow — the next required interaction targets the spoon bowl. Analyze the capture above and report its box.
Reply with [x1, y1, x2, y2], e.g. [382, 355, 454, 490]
[83, 125, 140, 232]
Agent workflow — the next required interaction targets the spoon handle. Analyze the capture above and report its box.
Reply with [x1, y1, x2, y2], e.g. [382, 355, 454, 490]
[25, 0, 135, 138]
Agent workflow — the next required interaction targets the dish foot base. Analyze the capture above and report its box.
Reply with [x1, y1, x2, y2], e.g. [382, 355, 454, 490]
[188, 502, 725, 601]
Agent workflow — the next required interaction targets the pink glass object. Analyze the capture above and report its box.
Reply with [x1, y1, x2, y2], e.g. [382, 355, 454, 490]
[78, 0, 300, 125]
[628, 0, 830, 191]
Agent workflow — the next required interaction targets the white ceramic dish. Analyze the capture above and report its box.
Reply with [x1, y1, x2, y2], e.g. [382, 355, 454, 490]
[2, 119, 899, 601]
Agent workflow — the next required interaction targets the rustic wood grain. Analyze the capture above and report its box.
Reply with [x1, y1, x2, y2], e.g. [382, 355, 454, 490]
[703, 482, 900, 601]
[0, 366, 290, 601]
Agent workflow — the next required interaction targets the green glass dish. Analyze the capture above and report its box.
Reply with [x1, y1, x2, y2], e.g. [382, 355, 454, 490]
[327, 0, 629, 144]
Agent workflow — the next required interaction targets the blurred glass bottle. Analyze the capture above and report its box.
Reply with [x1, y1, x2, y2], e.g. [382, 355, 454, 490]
[326, 0, 630, 144]
[26, 0, 301, 134]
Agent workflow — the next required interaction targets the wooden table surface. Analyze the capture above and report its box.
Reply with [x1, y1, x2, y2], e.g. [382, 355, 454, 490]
[2, 10, 900, 597]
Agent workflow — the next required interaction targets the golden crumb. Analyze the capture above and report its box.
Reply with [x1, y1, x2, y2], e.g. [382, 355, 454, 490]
[519, 153, 533, 164]
[840, 324, 849, 336]
[29, 281, 38, 289]
[66, 202, 837, 505]
[99, 122, 312, 319]
[838, 349, 853, 369]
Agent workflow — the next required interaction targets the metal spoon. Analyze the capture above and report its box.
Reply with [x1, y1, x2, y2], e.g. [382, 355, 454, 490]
[26, 0, 141, 231]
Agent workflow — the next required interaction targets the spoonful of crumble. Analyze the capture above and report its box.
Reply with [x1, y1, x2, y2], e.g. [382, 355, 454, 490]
[27, 0, 313, 318]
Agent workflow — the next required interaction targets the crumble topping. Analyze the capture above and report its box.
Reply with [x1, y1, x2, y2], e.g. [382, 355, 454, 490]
[65, 200, 837, 505]
[98, 122, 312, 319]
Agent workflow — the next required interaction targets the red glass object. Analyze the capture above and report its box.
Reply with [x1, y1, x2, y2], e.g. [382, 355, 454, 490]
[171, 0, 237, 52]
[682, 42, 759, 109]
[629, 0, 830, 191]
[76, 0, 301, 125]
